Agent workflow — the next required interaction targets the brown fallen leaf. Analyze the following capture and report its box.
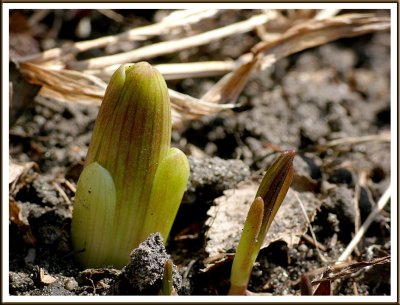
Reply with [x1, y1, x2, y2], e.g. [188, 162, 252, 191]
[9, 198, 37, 246]
[292, 174, 319, 193]
[9, 198, 27, 228]
[313, 280, 331, 295]
[9, 160, 34, 185]
[9, 158, 39, 247]
[205, 180, 321, 257]
[9, 158, 38, 196]
[38, 267, 57, 285]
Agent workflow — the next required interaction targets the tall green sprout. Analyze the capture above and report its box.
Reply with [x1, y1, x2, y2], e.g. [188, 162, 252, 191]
[71, 62, 190, 268]
[229, 150, 295, 295]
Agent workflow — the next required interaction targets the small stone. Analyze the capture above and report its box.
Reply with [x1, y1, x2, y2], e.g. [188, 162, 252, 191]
[327, 212, 340, 232]
[64, 279, 78, 291]
[306, 249, 315, 258]
[298, 244, 308, 253]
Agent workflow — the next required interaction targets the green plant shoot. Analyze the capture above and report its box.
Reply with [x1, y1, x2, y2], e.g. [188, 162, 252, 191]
[71, 62, 190, 268]
[159, 259, 176, 295]
[229, 150, 295, 295]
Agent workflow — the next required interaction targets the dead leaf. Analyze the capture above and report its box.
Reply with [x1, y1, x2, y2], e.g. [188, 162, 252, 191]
[300, 274, 313, 295]
[9, 198, 37, 246]
[313, 280, 331, 295]
[9, 158, 36, 185]
[9, 198, 27, 228]
[292, 174, 319, 193]
[200, 53, 260, 104]
[39, 268, 57, 285]
[9, 158, 38, 196]
[205, 180, 321, 257]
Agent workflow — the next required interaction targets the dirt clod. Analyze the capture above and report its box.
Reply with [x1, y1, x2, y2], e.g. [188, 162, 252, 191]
[184, 156, 251, 204]
[120, 233, 182, 294]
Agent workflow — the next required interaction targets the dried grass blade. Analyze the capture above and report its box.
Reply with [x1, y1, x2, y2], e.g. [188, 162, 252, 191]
[68, 14, 270, 70]
[19, 62, 103, 106]
[315, 133, 391, 151]
[202, 14, 389, 106]
[314, 9, 341, 20]
[17, 9, 220, 63]
[18, 61, 236, 127]
[252, 14, 390, 59]
[89, 61, 236, 81]
[312, 256, 390, 284]
[201, 53, 260, 104]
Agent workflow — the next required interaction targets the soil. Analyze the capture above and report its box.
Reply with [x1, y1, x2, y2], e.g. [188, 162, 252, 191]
[8, 9, 391, 297]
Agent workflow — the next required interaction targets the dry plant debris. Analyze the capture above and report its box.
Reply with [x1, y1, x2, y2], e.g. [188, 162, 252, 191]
[8, 8, 391, 296]
[13, 10, 389, 127]
[304, 255, 391, 288]
[205, 182, 322, 257]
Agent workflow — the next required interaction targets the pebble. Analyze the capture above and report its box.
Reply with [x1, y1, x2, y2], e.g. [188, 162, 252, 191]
[64, 279, 78, 291]
[298, 244, 308, 253]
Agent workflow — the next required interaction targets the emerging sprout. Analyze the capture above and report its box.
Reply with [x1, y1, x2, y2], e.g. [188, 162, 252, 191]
[71, 62, 190, 268]
[229, 150, 295, 295]
[159, 259, 177, 295]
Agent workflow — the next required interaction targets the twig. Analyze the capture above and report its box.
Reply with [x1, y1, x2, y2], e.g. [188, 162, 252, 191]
[337, 184, 391, 262]
[352, 281, 359, 295]
[302, 233, 327, 252]
[64, 179, 77, 194]
[353, 173, 362, 233]
[351, 176, 362, 257]
[295, 192, 328, 263]
[51, 181, 71, 205]
[312, 256, 390, 284]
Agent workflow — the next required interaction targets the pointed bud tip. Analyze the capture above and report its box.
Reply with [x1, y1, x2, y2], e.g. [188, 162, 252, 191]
[282, 149, 296, 159]
[125, 61, 160, 78]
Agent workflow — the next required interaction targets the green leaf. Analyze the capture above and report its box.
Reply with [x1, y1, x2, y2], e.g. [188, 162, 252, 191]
[159, 259, 175, 295]
[255, 150, 295, 249]
[71, 162, 116, 268]
[140, 147, 190, 244]
[229, 150, 295, 295]
[229, 197, 264, 295]
[71, 62, 189, 268]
